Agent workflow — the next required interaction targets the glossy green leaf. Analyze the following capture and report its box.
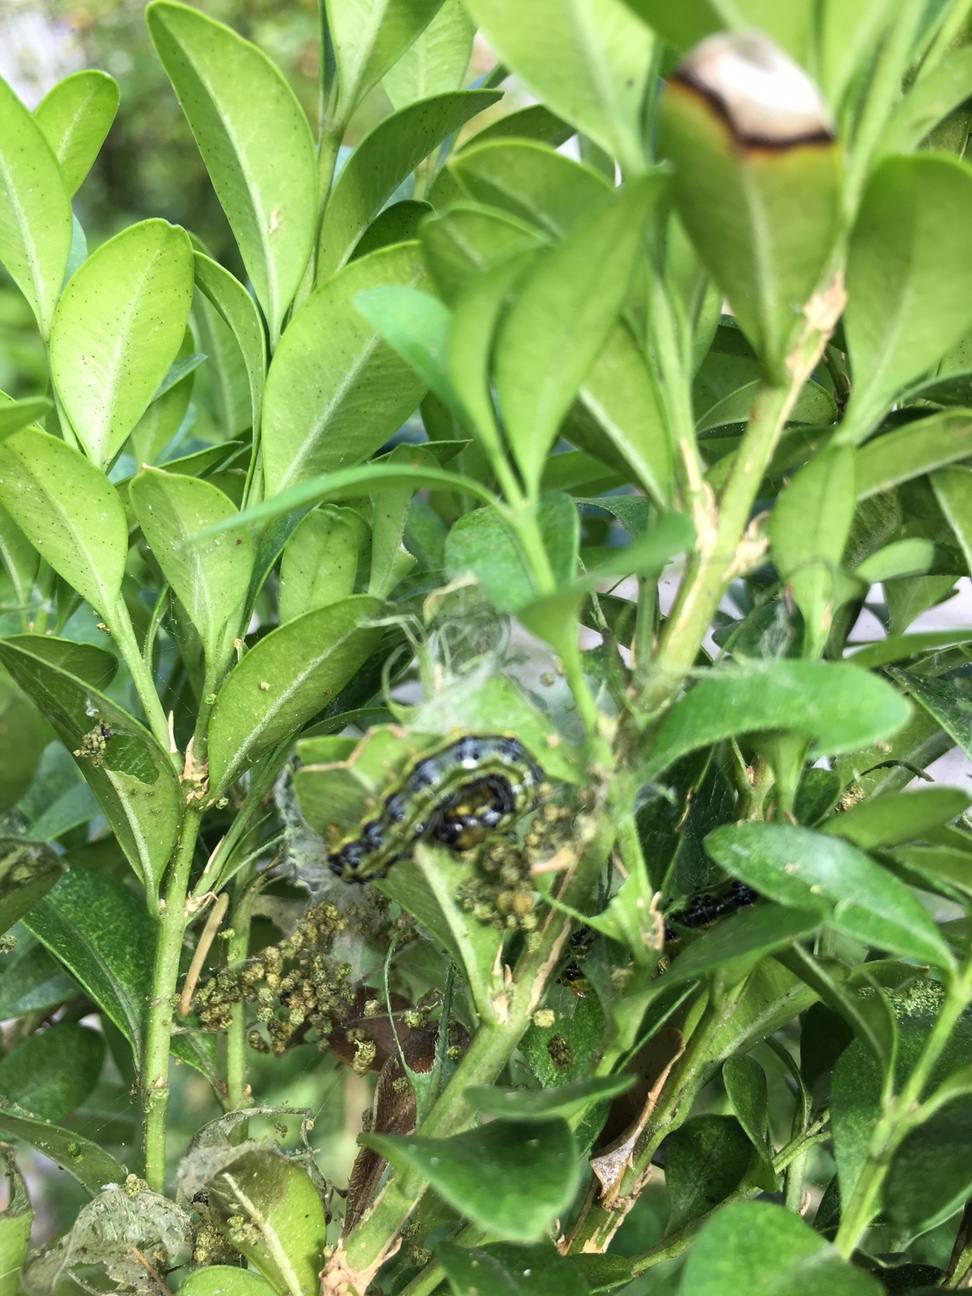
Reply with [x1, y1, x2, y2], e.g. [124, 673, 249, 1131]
[821, 787, 971, 850]
[444, 493, 578, 611]
[362, 1118, 579, 1241]
[680, 1200, 882, 1296]
[854, 537, 937, 585]
[207, 594, 384, 794]
[3, 635, 117, 690]
[30, 781, 101, 843]
[438, 1241, 589, 1296]
[262, 243, 428, 497]
[193, 252, 266, 434]
[888, 667, 972, 764]
[884, 1103, 972, 1239]
[462, 0, 653, 171]
[463, 104, 574, 151]
[181, 1269, 277, 1296]
[34, 70, 119, 196]
[422, 203, 544, 305]
[384, 0, 473, 108]
[841, 157, 972, 445]
[0, 427, 127, 616]
[278, 507, 366, 622]
[847, 627, 972, 670]
[705, 821, 954, 968]
[665, 1115, 753, 1232]
[0, 674, 49, 813]
[352, 199, 432, 260]
[465, 1075, 636, 1121]
[0, 396, 51, 444]
[665, 903, 822, 988]
[0, 636, 183, 897]
[0, 74, 72, 339]
[323, 0, 445, 123]
[130, 469, 253, 667]
[769, 446, 855, 657]
[203, 1148, 326, 1296]
[0, 1147, 30, 1296]
[0, 1106, 123, 1196]
[317, 90, 500, 282]
[932, 465, 972, 580]
[355, 286, 455, 407]
[645, 661, 910, 779]
[697, 377, 835, 433]
[0, 1023, 103, 1121]
[496, 177, 663, 495]
[661, 48, 841, 377]
[50, 219, 194, 468]
[723, 1054, 776, 1187]
[854, 412, 972, 498]
[450, 140, 613, 242]
[0, 926, 80, 1018]
[148, 1, 316, 344]
[0, 838, 63, 935]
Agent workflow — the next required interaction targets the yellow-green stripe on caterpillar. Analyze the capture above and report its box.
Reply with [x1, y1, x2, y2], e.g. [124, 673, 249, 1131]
[328, 735, 543, 883]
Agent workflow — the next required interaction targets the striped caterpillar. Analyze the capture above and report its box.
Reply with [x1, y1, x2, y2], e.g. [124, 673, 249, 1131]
[327, 734, 544, 883]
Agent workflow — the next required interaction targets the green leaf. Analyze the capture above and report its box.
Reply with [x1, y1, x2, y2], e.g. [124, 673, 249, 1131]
[355, 286, 455, 406]
[50, 219, 194, 469]
[278, 507, 366, 622]
[847, 627, 972, 670]
[664, 903, 822, 988]
[932, 465, 972, 580]
[854, 412, 972, 498]
[317, 90, 500, 282]
[384, 0, 474, 108]
[445, 494, 578, 612]
[0, 1105, 123, 1195]
[130, 469, 253, 668]
[0, 74, 72, 340]
[680, 1200, 882, 1296]
[0, 673, 50, 813]
[352, 200, 432, 260]
[818, 0, 893, 108]
[644, 661, 910, 779]
[884, 1103, 972, 1239]
[0, 1147, 30, 1296]
[262, 243, 429, 497]
[33, 70, 119, 197]
[0, 838, 64, 935]
[841, 157, 972, 445]
[0, 636, 182, 896]
[0, 1022, 103, 1121]
[465, 1075, 637, 1121]
[463, 104, 574, 152]
[462, 0, 653, 172]
[705, 822, 955, 968]
[193, 252, 266, 434]
[450, 140, 613, 241]
[723, 1054, 776, 1187]
[2, 635, 117, 690]
[888, 667, 972, 764]
[0, 925, 81, 1018]
[181, 1269, 277, 1296]
[820, 787, 971, 850]
[664, 1115, 754, 1232]
[437, 1241, 589, 1296]
[0, 396, 51, 444]
[422, 203, 545, 305]
[496, 177, 664, 495]
[362, 1118, 580, 1241]
[207, 594, 384, 794]
[769, 446, 856, 657]
[0, 427, 128, 616]
[203, 1148, 326, 1296]
[661, 41, 841, 376]
[323, 0, 445, 123]
[147, 1, 316, 345]
[881, 45, 972, 158]
[854, 537, 937, 585]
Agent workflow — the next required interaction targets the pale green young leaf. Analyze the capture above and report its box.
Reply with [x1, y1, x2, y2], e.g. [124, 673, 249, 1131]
[450, 139, 613, 240]
[278, 508, 367, 622]
[0, 427, 128, 617]
[323, 0, 445, 124]
[383, 0, 474, 108]
[147, 0, 316, 344]
[462, 0, 653, 172]
[181, 1270, 276, 1296]
[0, 1147, 30, 1296]
[0, 75, 72, 340]
[932, 465, 972, 577]
[50, 219, 194, 469]
[0, 396, 51, 444]
[193, 252, 267, 434]
[355, 286, 455, 407]
[422, 203, 544, 304]
[34, 71, 119, 196]
[317, 89, 500, 283]
[130, 469, 253, 668]
[262, 243, 429, 498]
[496, 177, 664, 495]
[841, 157, 972, 445]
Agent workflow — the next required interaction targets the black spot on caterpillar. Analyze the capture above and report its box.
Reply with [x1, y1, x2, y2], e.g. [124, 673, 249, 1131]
[328, 734, 544, 883]
[664, 877, 759, 936]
